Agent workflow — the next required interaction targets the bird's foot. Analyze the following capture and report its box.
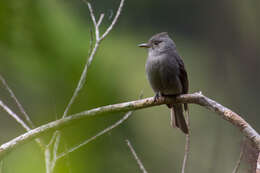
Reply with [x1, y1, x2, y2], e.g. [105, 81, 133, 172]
[154, 92, 161, 102]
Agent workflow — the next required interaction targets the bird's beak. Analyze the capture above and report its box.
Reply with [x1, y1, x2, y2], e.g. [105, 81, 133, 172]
[138, 43, 151, 48]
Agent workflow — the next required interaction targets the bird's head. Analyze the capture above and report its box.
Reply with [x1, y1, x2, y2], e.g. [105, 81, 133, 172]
[138, 32, 176, 55]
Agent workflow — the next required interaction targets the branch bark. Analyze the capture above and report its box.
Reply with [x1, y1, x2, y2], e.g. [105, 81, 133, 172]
[0, 92, 259, 160]
[47, 1, 125, 171]
[257, 153, 260, 173]
[182, 110, 190, 173]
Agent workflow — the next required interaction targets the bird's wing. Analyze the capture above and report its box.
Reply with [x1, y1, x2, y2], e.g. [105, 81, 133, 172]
[177, 56, 189, 111]
[177, 56, 188, 94]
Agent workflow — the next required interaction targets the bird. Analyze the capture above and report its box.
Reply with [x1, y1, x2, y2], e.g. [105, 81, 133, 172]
[138, 32, 189, 134]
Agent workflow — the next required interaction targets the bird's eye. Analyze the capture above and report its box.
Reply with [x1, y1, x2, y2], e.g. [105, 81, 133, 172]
[153, 41, 161, 46]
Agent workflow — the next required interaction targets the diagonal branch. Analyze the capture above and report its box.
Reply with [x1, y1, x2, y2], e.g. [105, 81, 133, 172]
[100, 0, 125, 41]
[86, 1, 97, 26]
[0, 92, 259, 160]
[0, 75, 35, 128]
[0, 100, 30, 131]
[56, 111, 133, 161]
[0, 76, 45, 150]
[49, 1, 125, 171]
[232, 138, 245, 173]
[126, 139, 148, 173]
[182, 109, 190, 173]
[62, 0, 125, 118]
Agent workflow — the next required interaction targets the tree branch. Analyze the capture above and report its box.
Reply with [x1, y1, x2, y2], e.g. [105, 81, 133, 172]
[0, 92, 259, 160]
[0, 75, 45, 150]
[182, 109, 190, 173]
[232, 138, 245, 173]
[0, 100, 30, 131]
[62, 0, 125, 118]
[126, 139, 148, 173]
[56, 111, 133, 161]
[48, 1, 125, 171]
[257, 153, 260, 173]
[0, 75, 35, 128]
[100, 0, 125, 41]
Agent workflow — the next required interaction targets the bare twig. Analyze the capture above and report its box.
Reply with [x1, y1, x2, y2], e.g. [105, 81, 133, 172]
[50, 132, 61, 171]
[1, 93, 260, 159]
[100, 0, 125, 41]
[0, 100, 30, 131]
[54, 92, 141, 165]
[0, 75, 45, 150]
[88, 28, 94, 57]
[0, 99, 45, 150]
[232, 138, 245, 173]
[126, 139, 148, 173]
[62, 0, 125, 118]
[44, 148, 52, 173]
[182, 108, 190, 173]
[0, 75, 35, 128]
[44, 131, 61, 173]
[86, 2, 99, 40]
[56, 111, 133, 160]
[52, 132, 61, 161]
[45, 132, 58, 173]
[86, 1, 97, 26]
[97, 13, 104, 28]
[1, 77, 47, 171]
[46, 1, 125, 171]
[46, 131, 59, 149]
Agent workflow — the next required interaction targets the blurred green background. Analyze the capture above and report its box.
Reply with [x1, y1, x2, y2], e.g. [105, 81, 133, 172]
[0, 0, 259, 172]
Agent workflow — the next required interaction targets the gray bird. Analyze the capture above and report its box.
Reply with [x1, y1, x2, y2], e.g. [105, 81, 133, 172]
[139, 32, 189, 134]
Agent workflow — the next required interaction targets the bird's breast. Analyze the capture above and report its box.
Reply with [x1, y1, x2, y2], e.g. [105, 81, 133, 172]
[145, 54, 182, 95]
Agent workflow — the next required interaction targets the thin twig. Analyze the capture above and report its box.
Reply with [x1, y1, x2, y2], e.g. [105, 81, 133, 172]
[87, 2, 100, 41]
[47, 1, 125, 171]
[1, 93, 260, 159]
[182, 108, 190, 173]
[56, 111, 133, 160]
[44, 131, 61, 173]
[97, 13, 105, 28]
[232, 138, 246, 173]
[46, 131, 59, 148]
[0, 77, 45, 150]
[62, 1, 101, 118]
[50, 132, 61, 171]
[53, 132, 61, 161]
[55, 91, 141, 165]
[0, 99, 45, 149]
[88, 28, 94, 57]
[0, 100, 30, 131]
[44, 148, 52, 173]
[126, 139, 148, 173]
[100, 0, 125, 41]
[45, 132, 58, 173]
[0, 75, 35, 128]
[62, 0, 125, 118]
[86, 1, 97, 26]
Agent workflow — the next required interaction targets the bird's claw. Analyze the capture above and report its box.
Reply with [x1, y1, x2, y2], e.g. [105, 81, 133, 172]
[154, 93, 160, 102]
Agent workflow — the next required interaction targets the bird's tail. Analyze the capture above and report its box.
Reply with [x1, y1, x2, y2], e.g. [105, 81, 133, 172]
[170, 104, 189, 134]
